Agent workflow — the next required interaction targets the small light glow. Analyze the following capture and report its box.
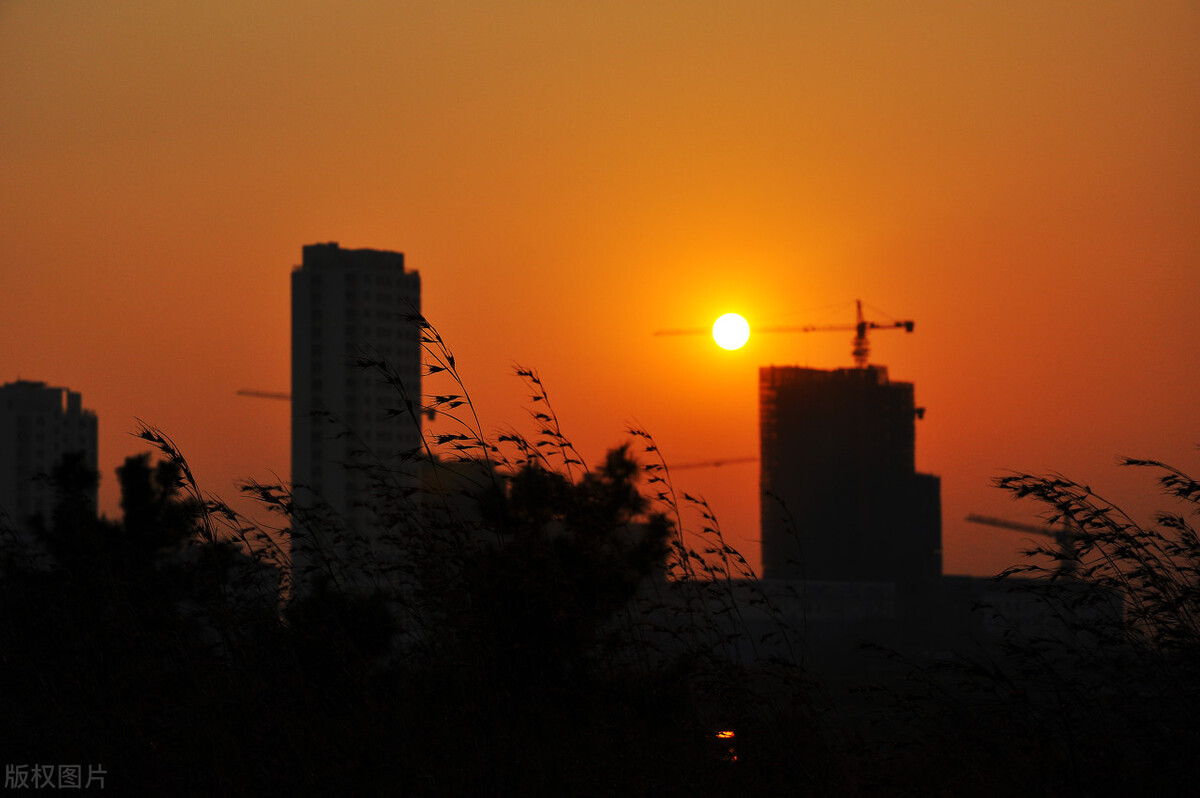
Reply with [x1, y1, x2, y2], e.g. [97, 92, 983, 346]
[716, 730, 735, 739]
[712, 314, 750, 350]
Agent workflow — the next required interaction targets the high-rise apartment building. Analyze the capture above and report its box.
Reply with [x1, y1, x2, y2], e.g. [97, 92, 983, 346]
[0, 380, 98, 530]
[759, 365, 941, 586]
[291, 243, 422, 589]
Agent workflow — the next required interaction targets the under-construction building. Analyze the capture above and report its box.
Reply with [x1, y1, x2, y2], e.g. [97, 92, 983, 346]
[759, 364, 941, 586]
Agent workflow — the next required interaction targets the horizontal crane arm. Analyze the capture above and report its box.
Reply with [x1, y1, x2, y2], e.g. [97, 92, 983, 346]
[652, 300, 913, 368]
[653, 321, 914, 336]
[756, 320, 914, 334]
[966, 513, 1055, 538]
[237, 390, 292, 401]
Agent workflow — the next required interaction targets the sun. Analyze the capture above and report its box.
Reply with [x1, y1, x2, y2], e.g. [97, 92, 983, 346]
[712, 313, 750, 350]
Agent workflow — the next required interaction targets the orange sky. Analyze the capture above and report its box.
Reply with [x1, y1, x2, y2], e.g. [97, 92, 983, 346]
[2, 2, 1198, 577]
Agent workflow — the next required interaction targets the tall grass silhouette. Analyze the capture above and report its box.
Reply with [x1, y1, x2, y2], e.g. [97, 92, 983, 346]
[875, 455, 1200, 795]
[8, 313, 1199, 793]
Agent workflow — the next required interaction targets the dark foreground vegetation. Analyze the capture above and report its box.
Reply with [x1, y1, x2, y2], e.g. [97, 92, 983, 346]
[3, 321, 1200, 795]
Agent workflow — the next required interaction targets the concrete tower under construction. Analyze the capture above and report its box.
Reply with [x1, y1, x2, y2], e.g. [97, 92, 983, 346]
[759, 364, 941, 586]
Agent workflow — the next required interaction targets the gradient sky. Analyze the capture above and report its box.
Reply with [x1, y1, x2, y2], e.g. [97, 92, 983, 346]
[3, 1, 1198, 577]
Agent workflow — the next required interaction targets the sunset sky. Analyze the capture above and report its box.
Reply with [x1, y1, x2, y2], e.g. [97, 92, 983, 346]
[2, 1, 1197, 577]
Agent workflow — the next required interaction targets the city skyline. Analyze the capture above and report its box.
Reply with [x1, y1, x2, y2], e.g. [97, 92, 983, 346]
[2, 3, 1198, 579]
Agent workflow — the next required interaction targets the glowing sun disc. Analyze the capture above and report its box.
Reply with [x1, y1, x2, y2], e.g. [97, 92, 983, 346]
[712, 313, 750, 350]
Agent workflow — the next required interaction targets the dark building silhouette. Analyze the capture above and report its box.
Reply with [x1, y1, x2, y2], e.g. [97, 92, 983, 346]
[291, 243, 421, 591]
[759, 365, 941, 586]
[0, 380, 98, 530]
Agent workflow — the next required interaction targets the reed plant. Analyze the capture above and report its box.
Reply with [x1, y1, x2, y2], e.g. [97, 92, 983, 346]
[24, 314, 1200, 792]
[870, 455, 1200, 796]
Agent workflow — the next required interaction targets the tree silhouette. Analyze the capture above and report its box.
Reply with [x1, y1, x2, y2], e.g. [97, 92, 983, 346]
[459, 444, 671, 689]
[116, 452, 195, 560]
[0, 450, 291, 790]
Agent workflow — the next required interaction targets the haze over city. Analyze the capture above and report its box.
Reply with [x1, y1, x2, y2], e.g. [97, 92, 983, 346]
[3, 1, 1198, 579]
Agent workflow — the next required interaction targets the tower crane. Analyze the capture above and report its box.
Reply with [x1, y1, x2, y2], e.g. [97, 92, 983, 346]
[237, 390, 291, 401]
[966, 514, 1079, 577]
[668, 456, 758, 471]
[655, 299, 914, 369]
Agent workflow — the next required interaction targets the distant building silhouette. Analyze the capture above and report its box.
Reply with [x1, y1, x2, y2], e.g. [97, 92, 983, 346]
[0, 380, 98, 529]
[290, 242, 421, 591]
[759, 365, 941, 586]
